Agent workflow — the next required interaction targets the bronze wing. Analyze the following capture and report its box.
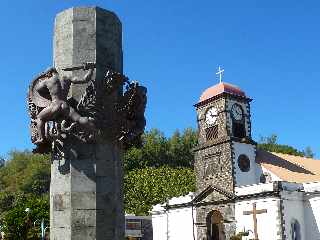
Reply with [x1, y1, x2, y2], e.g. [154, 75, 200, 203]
[27, 71, 52, 145]
[28, 74, 51, 109]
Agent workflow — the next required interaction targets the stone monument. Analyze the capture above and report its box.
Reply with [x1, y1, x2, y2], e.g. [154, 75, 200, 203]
[27, 6, 147, 240]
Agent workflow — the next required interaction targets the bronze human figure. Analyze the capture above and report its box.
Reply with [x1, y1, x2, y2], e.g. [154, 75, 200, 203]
[29, 62, 96, 145]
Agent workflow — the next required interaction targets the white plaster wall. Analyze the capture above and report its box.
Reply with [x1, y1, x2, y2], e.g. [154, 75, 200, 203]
[151, 206, 196, 240]
[304, 194, 320, 240]
[281, 191, 306, 240]
[167, 207, 196, 240]
[303, 182, 320, 192]
[152, 207, 168, 240]
[235, 182, 275, 196]
[232, 141, 260, 186]
[235, 197, 281, 240]
[151, 194, 196, 240]
[302, 182, 320, 239]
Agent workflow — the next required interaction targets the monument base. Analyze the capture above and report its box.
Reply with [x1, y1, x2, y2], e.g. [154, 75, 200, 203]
[50, 143, 124, 240]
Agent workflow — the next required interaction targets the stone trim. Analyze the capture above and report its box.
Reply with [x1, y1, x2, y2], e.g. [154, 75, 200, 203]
[193, 135, 256, 152]
[193, 136, 232, 152]
[192, 185, 236, 204]
[230, 141, 237, 188]
[245, 100, 252, 138]
[273, 181, 283, 192]
[193, 136, 256, 152]
[278, 198, 286, 240]
[194, 92, 252, 108]
[231, 136, 257, 145]
[165, 190, 280, 210]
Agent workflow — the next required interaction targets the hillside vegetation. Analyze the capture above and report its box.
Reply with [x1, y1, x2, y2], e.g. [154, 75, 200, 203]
[0, 129, 314, 237]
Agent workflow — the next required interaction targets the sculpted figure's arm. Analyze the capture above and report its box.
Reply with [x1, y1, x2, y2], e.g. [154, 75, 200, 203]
[71, 62, 95, 84]
[35, 79, 48, 94]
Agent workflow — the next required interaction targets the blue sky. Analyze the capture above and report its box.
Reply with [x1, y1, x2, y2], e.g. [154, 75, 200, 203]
[0, 0, 319, 158]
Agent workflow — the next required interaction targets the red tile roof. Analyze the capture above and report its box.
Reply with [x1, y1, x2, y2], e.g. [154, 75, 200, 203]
[256, 150, 320, 183]
[199, 82, 245, 103]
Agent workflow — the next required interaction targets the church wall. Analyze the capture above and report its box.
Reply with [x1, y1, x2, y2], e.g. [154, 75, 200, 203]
[232, 141, 260, 186]
[235, 182, 275, 196]
[151, 209, 168, 240]
[151, 206, 196, 240]
[281, 191, 306, 240]
[167, 207, 196, 240]
[151, 194, 196, 240]
[304, 195, 320, 240]
[235, 197, 281, 240]
[303, 182, 320, 240]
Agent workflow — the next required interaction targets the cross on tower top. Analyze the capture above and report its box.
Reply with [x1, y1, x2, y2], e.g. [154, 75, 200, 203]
[216, 66, 224, 83]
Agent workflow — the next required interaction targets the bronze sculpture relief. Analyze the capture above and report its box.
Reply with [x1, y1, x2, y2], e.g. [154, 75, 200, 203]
[28, 63, 147, 158]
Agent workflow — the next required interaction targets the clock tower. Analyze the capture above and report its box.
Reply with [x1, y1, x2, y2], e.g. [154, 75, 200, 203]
[193, 81, 260, 239]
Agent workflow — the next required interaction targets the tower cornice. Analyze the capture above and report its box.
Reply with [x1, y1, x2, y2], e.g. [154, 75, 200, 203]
[194, 92, 252, 108]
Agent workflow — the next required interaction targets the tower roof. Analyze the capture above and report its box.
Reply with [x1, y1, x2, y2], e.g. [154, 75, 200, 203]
[199, 82, 246, 103]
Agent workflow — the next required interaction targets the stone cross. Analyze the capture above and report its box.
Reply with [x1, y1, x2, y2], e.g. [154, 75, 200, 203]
[243, 202, 267, 240]
[216, 66, 224, 83]
[27, 6, 147, 240]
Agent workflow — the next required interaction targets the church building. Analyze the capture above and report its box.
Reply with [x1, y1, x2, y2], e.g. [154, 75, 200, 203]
[151, 79, 320, 240]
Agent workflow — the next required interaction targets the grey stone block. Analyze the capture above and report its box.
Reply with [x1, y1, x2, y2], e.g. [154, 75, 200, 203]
[50, 227, 71, 240]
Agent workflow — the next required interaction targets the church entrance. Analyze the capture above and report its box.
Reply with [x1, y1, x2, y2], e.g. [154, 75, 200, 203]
[206, 210, 225, 240]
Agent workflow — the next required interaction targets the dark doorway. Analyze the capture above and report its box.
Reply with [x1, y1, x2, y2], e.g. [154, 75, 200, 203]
[206, 210, 225, 240]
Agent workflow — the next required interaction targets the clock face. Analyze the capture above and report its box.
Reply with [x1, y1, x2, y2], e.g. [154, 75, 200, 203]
[205, 107, 218, 125]
[231, 104, 243, 121]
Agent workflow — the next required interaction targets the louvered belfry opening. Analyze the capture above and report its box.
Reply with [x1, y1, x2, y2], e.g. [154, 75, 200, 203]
[206, 125, 218, 140]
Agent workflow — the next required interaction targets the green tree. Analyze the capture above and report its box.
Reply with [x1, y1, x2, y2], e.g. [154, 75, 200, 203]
[0, 192, 15, 219]
[0, 194, 49, 239]
[124, 128, 198, 171]
[124, 166, 195, 215]
[303, 146, 314, 158]
[0, 158, 4, 168]
[123, 129, 168, 171]
[0, 151, 50, 194]
[257, 134, 313, 157]
[168, 128, 198, 167]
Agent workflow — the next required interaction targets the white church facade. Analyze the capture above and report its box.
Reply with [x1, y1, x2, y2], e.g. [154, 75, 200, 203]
[151, 81, 320, 240]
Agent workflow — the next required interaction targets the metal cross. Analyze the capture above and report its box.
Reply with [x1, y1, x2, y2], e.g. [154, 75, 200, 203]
[216, 66, 224, 83]
[243, 202, 267, 240]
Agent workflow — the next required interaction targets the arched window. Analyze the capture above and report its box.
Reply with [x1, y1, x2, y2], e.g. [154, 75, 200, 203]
[291, 219, 301, 240]
[206, 210, 225, 240]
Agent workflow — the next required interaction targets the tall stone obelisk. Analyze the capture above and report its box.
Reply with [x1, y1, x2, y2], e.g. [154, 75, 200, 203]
[51, 7, 124, 239]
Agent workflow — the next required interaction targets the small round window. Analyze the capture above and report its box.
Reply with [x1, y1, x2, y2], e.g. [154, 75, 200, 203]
[237, 154, 250, 172]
